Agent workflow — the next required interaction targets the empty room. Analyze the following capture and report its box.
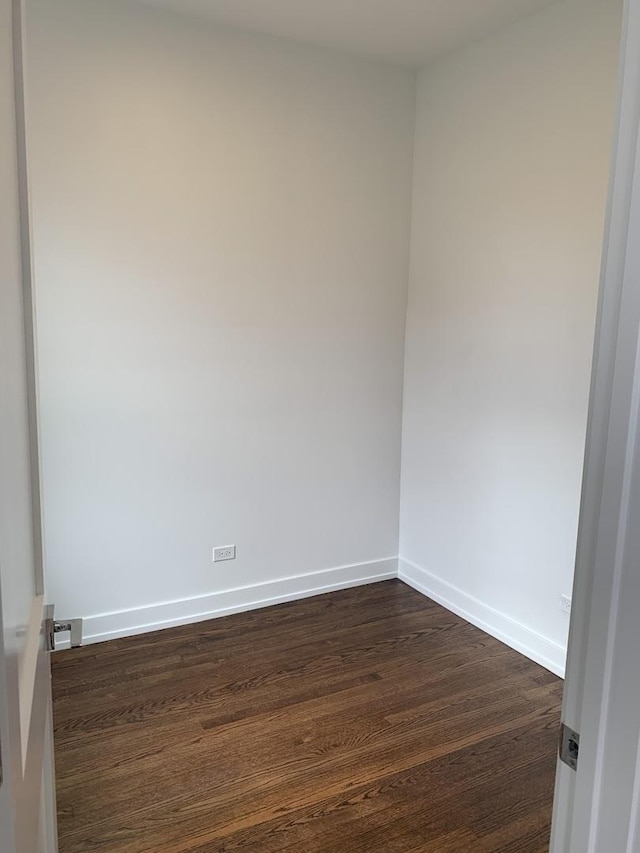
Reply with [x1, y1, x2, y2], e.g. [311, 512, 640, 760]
[0, 0, 628, 850]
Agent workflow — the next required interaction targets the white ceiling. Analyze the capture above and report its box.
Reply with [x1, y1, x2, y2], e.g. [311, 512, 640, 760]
[134, 0, 560, 68]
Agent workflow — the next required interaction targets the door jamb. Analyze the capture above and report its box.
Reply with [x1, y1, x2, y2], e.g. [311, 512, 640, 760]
[550, 0, 640, 848]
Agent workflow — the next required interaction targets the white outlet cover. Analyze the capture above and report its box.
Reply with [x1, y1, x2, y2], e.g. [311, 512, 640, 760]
[213, 545, 236, 562]
[560, 594, 572, 615]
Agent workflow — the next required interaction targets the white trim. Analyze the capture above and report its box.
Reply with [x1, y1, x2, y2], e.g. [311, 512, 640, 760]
[18, 593, 43, 770]
[55, 558, 398, 649]
[626, 732, 640, 853]
[398, 557, 566, 677]
[550, 0, 640, 849]
[38, 687, 57, 853]
[57, 556, 568, 680]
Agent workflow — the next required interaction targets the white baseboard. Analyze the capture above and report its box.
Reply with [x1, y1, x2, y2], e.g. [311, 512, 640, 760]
[56, 555, 566, 678]
[398, 557, 566, 678]
[55, 558, 398, 649]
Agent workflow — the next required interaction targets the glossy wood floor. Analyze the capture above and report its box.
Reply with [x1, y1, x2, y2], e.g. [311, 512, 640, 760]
[52, 580, 562, 853]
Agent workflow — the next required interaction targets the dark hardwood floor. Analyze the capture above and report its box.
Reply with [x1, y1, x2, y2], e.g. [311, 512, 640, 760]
[51, 580, 562, 852]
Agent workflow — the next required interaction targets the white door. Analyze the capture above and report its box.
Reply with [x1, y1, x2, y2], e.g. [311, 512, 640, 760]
[549, 0, 640, 850]
[0, 1, 58, 851]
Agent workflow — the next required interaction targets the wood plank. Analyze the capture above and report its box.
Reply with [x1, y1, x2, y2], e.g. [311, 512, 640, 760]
[52, 580, 562, 852]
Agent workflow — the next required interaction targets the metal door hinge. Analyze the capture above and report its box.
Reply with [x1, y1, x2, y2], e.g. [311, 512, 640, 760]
[560, 723, 580, 771]
[44, 605, 83, 651]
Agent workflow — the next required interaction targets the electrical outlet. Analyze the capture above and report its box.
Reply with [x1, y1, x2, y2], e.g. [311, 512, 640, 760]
[213, 545, 236, 563]
[560, 594, 572, 615]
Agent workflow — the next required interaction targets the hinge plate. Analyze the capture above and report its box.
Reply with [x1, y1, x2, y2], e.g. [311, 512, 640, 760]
[560, 722, 580, 771]
[44, 606, 83, 651]
[54, 619, 83, 649]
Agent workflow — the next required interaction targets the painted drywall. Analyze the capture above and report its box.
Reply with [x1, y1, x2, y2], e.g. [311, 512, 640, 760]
[135, 0, 558, 68]
[26, 0, 623, 673]
[25, 0, 415, 626]
[400, 0, 622, 672]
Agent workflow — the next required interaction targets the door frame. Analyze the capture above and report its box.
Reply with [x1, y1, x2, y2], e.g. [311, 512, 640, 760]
[550, 0, 640, 848]
[0, 0, 57, 850]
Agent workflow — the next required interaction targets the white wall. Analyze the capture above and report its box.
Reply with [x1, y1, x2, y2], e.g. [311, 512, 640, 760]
[26, 0, 623, 670]
[25, 0, 416, 639]
[399, 0, 622, 674]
